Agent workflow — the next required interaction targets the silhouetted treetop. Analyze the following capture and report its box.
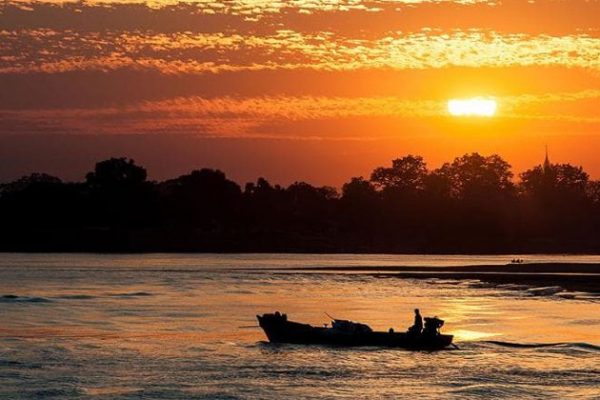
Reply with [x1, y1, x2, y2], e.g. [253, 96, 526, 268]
[160, 169, 242, 229]
[370, 155, 428, 192]
[86, 157, 147, 188]
[587, 181, 600, 205]
[520, 163, 589, 198]
[0, 173, 62, 195]
[165, 169, 240, 194]
[436, 153, 514, 199]
[2, 153, 600, 253]
[287, 182, 338, 204]
[342, 177, 378, 202]
[244, 177, 282, 197]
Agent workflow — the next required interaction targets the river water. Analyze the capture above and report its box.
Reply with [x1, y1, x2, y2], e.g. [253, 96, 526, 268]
[0, 254, 598, 399]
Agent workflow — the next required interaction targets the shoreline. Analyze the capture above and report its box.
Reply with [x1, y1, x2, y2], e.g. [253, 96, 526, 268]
[269, 263, 600, 294]
[275, 263, 600, 274]
[381, 272, 599, 295]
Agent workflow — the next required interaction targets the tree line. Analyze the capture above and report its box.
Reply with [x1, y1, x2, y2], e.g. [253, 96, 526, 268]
[1, 153, 600, 253]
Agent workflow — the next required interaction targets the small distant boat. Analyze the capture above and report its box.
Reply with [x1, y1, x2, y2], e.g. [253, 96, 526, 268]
[257, 312, 454, 350]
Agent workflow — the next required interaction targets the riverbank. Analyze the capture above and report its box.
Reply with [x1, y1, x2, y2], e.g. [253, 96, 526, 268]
[281, 263, 600, 294]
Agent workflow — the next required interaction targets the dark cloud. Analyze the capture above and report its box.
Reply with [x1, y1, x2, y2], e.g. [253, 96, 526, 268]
[1, 66, 598, 110]
[2, 1, 599, 36]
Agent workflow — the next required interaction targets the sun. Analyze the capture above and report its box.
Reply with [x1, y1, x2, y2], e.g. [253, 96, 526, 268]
[448, 98, 497, 117]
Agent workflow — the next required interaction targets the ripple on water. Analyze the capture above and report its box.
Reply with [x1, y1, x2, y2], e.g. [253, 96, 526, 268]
[57, 294, 96, 300]
[449, 383, 547, 398]
[477, 340, 600, 353]
[0, 295, 52, 303]
[109, 291, 154, 297]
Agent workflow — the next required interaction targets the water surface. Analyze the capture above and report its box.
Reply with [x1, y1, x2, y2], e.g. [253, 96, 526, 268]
[0, 254, 598, 399]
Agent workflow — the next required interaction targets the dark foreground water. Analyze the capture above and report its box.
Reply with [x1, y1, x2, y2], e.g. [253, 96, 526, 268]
[0, 254, 598, 399]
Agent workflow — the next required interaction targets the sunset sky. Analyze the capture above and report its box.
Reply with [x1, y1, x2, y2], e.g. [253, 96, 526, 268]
[1, 0, 599, 186]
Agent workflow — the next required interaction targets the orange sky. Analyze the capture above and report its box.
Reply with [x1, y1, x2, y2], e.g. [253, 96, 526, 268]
[0, 0, 599, 185]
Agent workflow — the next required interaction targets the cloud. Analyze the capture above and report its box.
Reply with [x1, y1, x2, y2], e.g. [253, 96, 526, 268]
[1, 90, 598, 137]
[2, 29, 599, 75]
[2, 0, 493, 14]
[3, 1, 600, 37]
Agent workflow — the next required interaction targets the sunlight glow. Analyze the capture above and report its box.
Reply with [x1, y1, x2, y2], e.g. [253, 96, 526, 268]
[449, 329, 499, 341]
[448, 98, 497, 117]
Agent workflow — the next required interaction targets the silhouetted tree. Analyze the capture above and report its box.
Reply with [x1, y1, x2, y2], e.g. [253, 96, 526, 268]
[0, 173, 86, 250]
[369, 156, 432, 247]
[2, 153, 600, 253]
[436, 153, 514, 199]
[340, 177, 380, 242]
[0, 173, 68, 227]
[342, 177, 378, 204]
[370, 155, 428, 193]
[520, 163, 588, 200]
[587, 181, 600, 205]
[86, 157, 147, 188]
[433, 153, 517, 244]
[162, 168, 241, 230]
[85, 158, 156, 229]
[243, 178, 285, 232]
[519, 162, 591, 240]
[0, 173, 62, 194]
[587, 181, 600, 240]
[286, 182, 338, 226]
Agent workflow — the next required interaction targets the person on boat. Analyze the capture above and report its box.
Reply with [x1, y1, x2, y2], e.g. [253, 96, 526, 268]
[408, 308, 423, 335]
[423, 316, 444, 337]
[273, 311, 287, 321]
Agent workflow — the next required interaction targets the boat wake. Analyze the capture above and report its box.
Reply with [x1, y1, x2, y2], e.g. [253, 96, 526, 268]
[254, 340, 600, 354]
[480, 340, 600, 351]
[109, 291, 153, 297]
[1, 292, 154, 303]
[0, 295, 52, 303]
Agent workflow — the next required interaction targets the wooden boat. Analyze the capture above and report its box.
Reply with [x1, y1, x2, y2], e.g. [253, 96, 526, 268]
[257, 312, 454, 350]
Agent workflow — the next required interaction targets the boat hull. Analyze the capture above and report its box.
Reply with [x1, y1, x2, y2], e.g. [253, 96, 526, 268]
[257, 314, 453, 350]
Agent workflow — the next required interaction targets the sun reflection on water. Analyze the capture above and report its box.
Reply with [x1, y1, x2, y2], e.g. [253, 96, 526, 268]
[449, 329, 498, 341]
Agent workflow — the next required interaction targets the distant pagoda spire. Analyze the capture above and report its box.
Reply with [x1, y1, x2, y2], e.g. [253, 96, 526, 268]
[543, 145, 551, 172]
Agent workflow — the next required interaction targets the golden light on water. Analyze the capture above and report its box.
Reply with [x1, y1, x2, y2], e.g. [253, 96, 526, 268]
[449, 329, 498, 341]
[448, 98, 497, 117]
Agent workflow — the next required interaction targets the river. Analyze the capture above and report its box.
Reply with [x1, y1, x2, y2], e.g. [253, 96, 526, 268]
[0, 254, 598, 399]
